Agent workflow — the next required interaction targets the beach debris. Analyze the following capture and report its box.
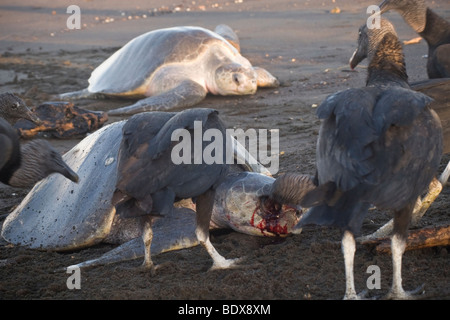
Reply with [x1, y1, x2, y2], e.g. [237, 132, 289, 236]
[330, 7, 341, 14]
[403, 36, 422, 45]
[14, 101, 108, 139]
[360, 224, 450, 253]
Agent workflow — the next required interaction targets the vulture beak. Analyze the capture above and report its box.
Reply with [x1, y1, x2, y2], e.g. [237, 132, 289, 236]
[349, 48, 365, 70]
[53, 156, 79, 183]
[23, 108, 42, 125]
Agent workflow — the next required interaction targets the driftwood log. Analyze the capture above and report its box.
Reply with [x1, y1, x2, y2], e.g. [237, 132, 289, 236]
[360, 224, 450, 253]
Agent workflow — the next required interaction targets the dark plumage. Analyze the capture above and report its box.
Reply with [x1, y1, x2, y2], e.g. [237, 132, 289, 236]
[272, 19, 443, 299]
[411, 78, 450, 153]
[0, 92, 40, 125]
[270, 173, 336, 208]
[380, 0, 450, 78]
[0, 118, 79, 188]
[358, 78, 450, 240]
[111, 108, 237, 273]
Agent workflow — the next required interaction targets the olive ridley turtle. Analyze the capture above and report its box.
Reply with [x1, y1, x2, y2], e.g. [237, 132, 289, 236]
[58, 25, 279, 116]
[1, 116, 302, 270]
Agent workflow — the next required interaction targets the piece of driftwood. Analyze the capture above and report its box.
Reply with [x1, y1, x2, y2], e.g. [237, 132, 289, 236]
[360, 224, 450, 254]
[403, 36, 422, 45]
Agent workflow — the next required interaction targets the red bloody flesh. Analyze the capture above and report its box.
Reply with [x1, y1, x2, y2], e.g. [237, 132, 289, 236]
[250, 197, 301, 236]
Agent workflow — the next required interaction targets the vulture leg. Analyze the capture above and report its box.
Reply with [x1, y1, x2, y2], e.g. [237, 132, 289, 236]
[342, 231, 368, 299]
[385, 204, 425, 299]
[141, 216, 157, 276]
[385, 234, 424, 299]
[195, 189, 240, 270]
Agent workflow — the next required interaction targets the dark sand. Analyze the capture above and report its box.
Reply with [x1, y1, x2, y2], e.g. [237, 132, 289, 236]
[0, 0, 449, 300]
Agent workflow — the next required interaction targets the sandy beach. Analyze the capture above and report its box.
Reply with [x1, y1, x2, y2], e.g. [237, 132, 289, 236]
[0, 0, 449, 300]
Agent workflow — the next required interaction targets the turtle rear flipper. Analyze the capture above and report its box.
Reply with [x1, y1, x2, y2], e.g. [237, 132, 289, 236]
[108, 80, 207, 116]
[66, 238, 144, 270]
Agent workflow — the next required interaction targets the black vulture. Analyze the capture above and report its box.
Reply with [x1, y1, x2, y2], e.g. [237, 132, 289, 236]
[272, 19, 443, 299]
[0, 92, 40, 125]
[0, 118, 79, 187]
[361, 78, 450, 240]
[379, 0, 450, 78]
[363, 0, 450, 238]
[111, 108, 238, 274]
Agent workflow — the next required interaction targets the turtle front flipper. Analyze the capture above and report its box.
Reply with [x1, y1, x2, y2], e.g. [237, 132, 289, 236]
[253, 67, 279, 88]
[66, 207, 200, 270]
[230, 134, 272, 176]
[108, 80, 207, 116]
[58, 89, 107, 100]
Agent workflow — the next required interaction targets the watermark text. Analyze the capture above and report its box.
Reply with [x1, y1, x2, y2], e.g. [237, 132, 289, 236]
[66, 5, 81, 30]
[367, 5, 381, 29]
[66, 266, 81, 289]
[171, 121, 279, 174]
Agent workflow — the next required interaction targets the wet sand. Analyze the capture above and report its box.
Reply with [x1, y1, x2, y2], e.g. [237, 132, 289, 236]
[0, 0, 449, 300]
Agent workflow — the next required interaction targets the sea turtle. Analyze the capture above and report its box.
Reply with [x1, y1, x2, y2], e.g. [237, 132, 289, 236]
[1, 118, 302, 270]
[58, 24, 279, 116]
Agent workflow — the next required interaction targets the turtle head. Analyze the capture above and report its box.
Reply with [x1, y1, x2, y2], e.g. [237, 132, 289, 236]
[255, 195, 303, 236]
[220, 174, 303, 237]
[213, 63, 257, 96]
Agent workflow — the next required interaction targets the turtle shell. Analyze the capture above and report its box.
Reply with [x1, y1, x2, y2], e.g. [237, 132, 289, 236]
[1, 122, 124, 251]
[88, 26, 239, 96]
